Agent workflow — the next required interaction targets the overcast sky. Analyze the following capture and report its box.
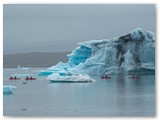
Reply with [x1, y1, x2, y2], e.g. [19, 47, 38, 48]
[3, 4, 155, 54]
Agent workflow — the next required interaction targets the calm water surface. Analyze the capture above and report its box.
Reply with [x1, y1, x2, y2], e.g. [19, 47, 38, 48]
[3, 68, 155, 116]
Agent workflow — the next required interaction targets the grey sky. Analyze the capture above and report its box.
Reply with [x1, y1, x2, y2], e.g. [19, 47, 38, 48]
[4, 4, 155, 54]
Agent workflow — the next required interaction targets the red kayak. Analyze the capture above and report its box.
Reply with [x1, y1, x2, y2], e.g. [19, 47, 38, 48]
[129, 76, 140, 79]
[9, 77, 20, 80]
[25, 77, 36, 80]
[101, 76, 111, 79]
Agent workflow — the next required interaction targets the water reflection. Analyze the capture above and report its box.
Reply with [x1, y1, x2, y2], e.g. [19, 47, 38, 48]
[115, 75, 155, 115]
[115, 75, 126, 115]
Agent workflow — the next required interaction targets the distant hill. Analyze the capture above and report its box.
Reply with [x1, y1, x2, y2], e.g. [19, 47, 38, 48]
[3, 52, 70, 68]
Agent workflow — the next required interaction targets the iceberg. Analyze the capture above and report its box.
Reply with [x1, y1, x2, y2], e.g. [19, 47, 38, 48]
[3, 85, 16, 95]
[47, 73, 95, 83]
[41, 28, 155, 76]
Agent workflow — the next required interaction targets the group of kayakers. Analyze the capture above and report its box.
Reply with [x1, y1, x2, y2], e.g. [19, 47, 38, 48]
[25, 76, 36, 80]
[9, 76, 36, 80]
[9, 76, 20, 80]
[129, 75, 140, 79]
[9, 74, 140, 81]
[101, 75, 111, 79]
[100, 75, 140, 80]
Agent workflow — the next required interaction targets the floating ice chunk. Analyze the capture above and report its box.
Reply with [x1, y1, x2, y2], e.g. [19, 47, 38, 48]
[18, 65, 32, 70]
[12, 74, 33, 77]
[47, 73, 95, 83]
[3, 85, 16, 95]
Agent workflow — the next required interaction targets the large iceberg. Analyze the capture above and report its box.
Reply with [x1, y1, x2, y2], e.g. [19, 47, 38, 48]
[40, 28, 155, 76]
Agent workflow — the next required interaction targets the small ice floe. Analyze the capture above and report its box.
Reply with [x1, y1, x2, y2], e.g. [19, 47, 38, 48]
[18, 65, 32, 70]
[47, 73, 95, 83]
[11, 73, 33, 77]
[3, 85, 16, 95]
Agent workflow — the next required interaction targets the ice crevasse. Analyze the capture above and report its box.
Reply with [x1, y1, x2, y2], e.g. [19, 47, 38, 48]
[39, 28, 155, 76]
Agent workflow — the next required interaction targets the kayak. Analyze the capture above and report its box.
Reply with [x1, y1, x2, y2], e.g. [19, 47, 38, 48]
[9, 77, 20, 80]
[101, 76, 111, 79]
[129, 76, 141, 79]
[25, 77, 36, 80]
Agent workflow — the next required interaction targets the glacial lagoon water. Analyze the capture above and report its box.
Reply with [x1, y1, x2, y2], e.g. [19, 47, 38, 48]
[3, 68, 155, 116]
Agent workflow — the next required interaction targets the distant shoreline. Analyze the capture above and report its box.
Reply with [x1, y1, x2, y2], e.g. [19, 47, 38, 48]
[3, 66, 55, 68]
[3, 51, 71, 55]
[3, 52, 70, 68]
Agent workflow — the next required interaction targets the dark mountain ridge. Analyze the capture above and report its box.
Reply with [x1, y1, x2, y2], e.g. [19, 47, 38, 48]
[3, 52, 70, 68]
